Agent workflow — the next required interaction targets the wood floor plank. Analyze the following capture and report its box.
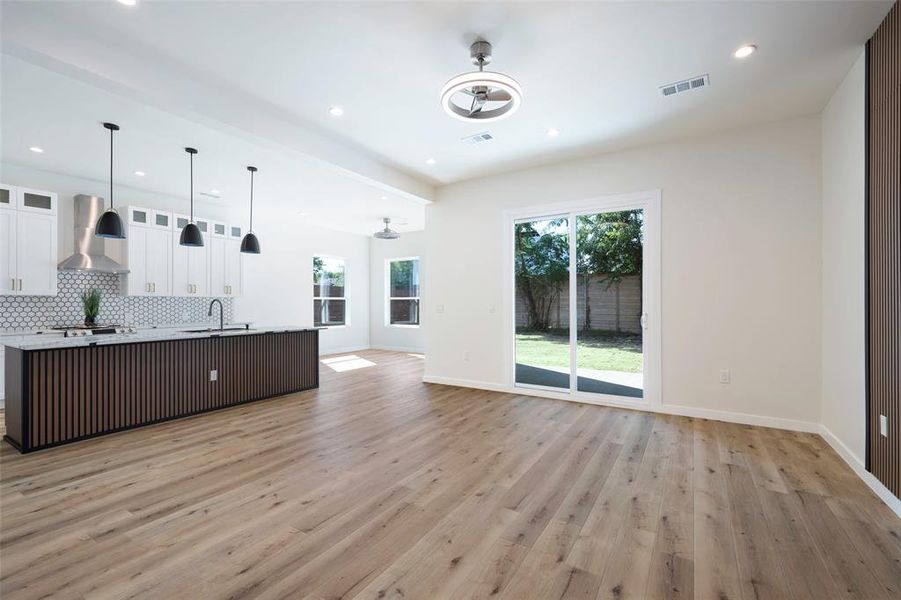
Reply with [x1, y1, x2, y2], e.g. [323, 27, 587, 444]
[0, 350, 897, 600]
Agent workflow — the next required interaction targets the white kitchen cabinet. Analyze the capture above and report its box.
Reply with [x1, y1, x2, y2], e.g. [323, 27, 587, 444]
[0, 184, 57, 296]
[0, 209, 16, 295]
[225, 224, 243, 297]
[121, 207, 173, 296]
[173, 214, 210, 296]
[209, 223, 243, 297]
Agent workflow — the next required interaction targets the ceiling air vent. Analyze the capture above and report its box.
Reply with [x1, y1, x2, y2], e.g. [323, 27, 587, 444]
[461, 131, 494, 145]
[660, 74, 709, 97]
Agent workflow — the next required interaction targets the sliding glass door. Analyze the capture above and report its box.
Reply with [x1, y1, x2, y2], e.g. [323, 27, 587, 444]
[575, 210, 644, 398]
[514, 216, 571, 390]
[513, 199, 654, 403]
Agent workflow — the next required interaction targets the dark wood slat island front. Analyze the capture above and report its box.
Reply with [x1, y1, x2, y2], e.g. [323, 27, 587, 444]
[3, 328, 319, 453]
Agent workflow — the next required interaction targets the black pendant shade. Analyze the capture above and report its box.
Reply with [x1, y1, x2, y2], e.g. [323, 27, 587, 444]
[95, 209, 125, 239]
[180, 222, 204, 247]
[95, 122, 126, 239]
[180, 147, 204, 247]
[240, 231, 260, 254]
[240, 165, 261, 254]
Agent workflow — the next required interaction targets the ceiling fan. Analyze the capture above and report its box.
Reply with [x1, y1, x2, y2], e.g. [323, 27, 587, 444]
[440, 40, 522, 122]
[373, 217, 400, 240]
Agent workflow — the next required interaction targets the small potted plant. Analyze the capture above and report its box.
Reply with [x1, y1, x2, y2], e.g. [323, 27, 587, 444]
[81, 288, 102, 327]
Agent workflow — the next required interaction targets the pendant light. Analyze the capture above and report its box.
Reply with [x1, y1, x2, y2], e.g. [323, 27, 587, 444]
[94, 122, 125, 239]
[240, 165, 261, 254]
[179, 147, 204, 247]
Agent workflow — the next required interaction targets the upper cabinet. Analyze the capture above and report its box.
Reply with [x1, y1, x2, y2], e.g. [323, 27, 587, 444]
[209, 222, 243, 297]
[172, 214, 211, 296]
[120, 206, 173, 296]
[0, 184, 57, 296]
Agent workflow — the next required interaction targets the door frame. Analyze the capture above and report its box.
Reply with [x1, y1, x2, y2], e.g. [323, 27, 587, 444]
[502, 189, 662, 410]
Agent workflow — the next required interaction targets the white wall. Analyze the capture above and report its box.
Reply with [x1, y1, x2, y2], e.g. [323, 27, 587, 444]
[234, 212, 370, 355]
[820, 51, 866, 463]
[369, 232, 425, 353]
[425, 116, 823, 426]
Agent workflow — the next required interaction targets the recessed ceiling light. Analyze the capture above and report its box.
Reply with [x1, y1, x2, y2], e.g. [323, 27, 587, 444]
[210, 189, 220, 195]
[297, 212, 308, 217]
[134, 170, 145, 177]
[425, 158, 436, 165]
[29, 146, 44, 153]
[117, 0, 137, 5]
[734, 44, 757, 59]
[546, 128, 561, 138]
[328, 106, 344, 117]
[379, 195, 388, 201]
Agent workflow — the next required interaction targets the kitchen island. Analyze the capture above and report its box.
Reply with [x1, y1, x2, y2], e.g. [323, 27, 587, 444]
[3, 327, 319, 452]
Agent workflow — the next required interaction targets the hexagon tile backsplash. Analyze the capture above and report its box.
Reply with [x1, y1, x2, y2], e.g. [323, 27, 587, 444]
[0, 271, 233, 331]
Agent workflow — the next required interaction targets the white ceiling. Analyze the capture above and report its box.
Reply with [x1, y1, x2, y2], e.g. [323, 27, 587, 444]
[0, 56, 427, 235]
[1, 1, 891, 213]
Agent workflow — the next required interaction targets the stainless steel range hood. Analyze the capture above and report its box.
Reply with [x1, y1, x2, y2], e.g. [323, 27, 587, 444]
[58, 195, 129, 274]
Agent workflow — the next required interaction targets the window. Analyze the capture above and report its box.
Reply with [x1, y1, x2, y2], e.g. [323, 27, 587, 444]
[387, 258, 420, 326]
[314, 256, 347, 326]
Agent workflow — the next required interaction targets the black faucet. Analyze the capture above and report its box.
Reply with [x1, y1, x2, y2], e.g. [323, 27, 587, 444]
[208, 299, 224, 331]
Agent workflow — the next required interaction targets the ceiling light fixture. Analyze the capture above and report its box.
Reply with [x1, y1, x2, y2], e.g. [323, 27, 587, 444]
[94, 122, 126, 239]
[328, 105, 345, 117]
[546, 128, 561, 137]
[373, 217, 400, 240]
[180, 148, 204, 247]
[29, 146, 44, 153]
[134, 170, 145, 177]
[209, 188, 220, 195]
[379, 195, 388, 201]
[117, 0, 137, 5]
[734, 44, 757, 58]
[240, 166, 261, 254]
[425, 158, 436, 165]
[441, 40, 522, 122]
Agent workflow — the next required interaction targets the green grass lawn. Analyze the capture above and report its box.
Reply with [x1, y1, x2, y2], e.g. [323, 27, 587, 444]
[516, 329, 643, 373]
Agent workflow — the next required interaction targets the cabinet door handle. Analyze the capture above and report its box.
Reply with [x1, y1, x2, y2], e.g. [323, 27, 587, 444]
[152, 282, 156, 293]
[18, 278, 23, 291]
[10, 278, 15, 291]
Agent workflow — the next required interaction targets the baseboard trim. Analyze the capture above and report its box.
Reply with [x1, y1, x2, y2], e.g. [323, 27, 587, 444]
[370, 345, 425, 354]
[320, 345, 371, 356]
[819, 425, 901, 518]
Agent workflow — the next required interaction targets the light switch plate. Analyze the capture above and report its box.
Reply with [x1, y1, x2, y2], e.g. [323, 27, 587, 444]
[880, 414, 888, 437]
[719, 370, 731, 384]
[210, 369, 218, 382]
[436, 304, 445, 314]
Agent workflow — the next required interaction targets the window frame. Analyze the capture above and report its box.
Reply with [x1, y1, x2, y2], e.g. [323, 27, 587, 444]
[313, 254, 348, 328]
[385, 256, 421, 328]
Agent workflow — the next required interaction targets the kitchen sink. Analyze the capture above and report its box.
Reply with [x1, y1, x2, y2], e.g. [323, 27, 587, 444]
[184, 326, 251, 333]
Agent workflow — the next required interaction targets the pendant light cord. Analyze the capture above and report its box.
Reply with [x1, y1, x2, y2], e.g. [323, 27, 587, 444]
[249, 169, 254, 232]
[189, 151, 194, 221]
[109, 126, 114, 210]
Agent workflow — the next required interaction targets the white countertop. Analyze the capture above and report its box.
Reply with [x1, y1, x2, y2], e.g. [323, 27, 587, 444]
[3, 326, 318, 351]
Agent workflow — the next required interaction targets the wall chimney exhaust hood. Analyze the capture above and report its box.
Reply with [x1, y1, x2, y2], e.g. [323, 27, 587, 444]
[58, 195, 129, 274]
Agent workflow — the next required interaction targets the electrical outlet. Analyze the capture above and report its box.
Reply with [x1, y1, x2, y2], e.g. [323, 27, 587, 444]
[209, 369, 218, 382]
[464, 351, 470, 362]
[719, 370, 731, 384]
[436, 304, 445, 314]
[880, 414, 888, 437]
[488, 304, 496, 314]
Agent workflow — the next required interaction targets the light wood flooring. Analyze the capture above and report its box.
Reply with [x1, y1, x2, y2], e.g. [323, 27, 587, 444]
[1, 350, 899, 599]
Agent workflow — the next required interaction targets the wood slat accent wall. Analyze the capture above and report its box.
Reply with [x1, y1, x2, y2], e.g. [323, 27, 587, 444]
[4, 330, 318, 453]
[867, 0, 900, 498]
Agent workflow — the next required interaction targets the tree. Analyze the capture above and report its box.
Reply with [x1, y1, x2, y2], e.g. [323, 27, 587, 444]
[576, 210, 643, 331]
[515, 219, 569, 330]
